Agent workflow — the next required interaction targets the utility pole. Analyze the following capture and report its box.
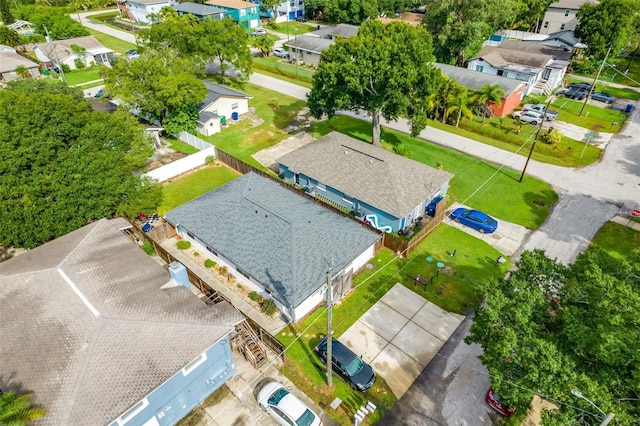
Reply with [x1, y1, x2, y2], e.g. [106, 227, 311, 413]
[580, 45, 611, 117]
[326, 267, 333, 387]
[43, 25, 67, 84]
[294, 28, 298, 80]
[571, 390, 614, 426]
[519, 101, 551, 182]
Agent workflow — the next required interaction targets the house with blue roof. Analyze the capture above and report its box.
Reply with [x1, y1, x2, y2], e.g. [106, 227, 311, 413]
[204, 0, 261, 28]
[165, 172, 382, 323]
[197, 81, 252, 136]
[173, 2, 226, 20]
[277, 132, 454, 233]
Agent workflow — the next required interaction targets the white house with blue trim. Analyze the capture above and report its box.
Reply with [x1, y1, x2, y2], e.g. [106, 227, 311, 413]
[0, 218, 243, 426]
[165, 172, 382, 323]
[277, 132, 454, 233]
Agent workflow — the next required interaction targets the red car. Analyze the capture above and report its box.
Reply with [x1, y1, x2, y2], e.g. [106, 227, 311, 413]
[486, 388, 516, 417]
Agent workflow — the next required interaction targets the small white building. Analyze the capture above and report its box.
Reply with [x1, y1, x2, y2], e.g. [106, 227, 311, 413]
[196, 82, 251, 137]
[32, 36, 114, 70]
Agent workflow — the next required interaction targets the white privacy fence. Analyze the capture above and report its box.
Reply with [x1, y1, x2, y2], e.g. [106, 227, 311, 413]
[145, 147, 217, 182]
[175, 131, 212, 150]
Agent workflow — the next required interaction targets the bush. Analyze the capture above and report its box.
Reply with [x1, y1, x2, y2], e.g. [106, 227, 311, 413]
[540, 127, 562, 145]
[205, 155, 217, 165]
[176, 240, 191, 250]
[204, 259, 216, 268]
[219, 265, 228, 275]
[261, 299, 277, 316]
[249, 291, 261, 301]
[141, 241, 155, 256]
[61, 63, 71, 74]
[74, 59, 85, 69]
[193, 251, 199, 257]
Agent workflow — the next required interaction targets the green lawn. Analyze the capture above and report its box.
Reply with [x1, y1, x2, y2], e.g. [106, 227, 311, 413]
[252, 57, 315, 85]
[277, 224, 511, 425]
[572, 56, 640, 87]
[266, 21, 316, 36]
[552, 98, 628, 132]
[87, 28, 137, 54]
[591, 221, 640, 260]
[65, 66, 104, 86]
[157, 165, 240, 215]
[311, 115, 558, 229]
[165, 136, 201, 155]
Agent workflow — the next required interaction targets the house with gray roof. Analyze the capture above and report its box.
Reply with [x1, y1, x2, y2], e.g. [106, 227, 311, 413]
[0, 218, 243, 426]
[467, 39, 571, 95]
[32, 35, 114, 70]
[173, 2, 226, 20]
[288, 34, 334, 66]
[164, 172, 381, 323]
[197, 81, 251, 136]
[0, 45, 40, 82]
[310, 23, 359, 40]
[434, 63, 527, 117]
[277, 132, 454, 233]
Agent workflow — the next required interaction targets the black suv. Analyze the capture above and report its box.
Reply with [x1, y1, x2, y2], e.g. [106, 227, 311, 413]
[558, 89, 586, 100]
[567, 82, 594, 93]
[314, 337, 376, 391]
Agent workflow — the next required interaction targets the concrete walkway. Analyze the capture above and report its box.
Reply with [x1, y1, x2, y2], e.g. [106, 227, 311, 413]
[611, 215, 640, 231]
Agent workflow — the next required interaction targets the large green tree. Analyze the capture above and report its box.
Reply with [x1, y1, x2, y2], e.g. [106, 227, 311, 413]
[0, 80, 161, 249]
[29, 8, 89, 40]
[467, 249, 640, 424]
[475, 83, 504, 122]
[575, 0, 640, 61]
[513, 0, 553, 32]
[422, 0, 517, 66]
[0, 24, 21, 47]
[308, 20, 444, 146]
[0, 0, 14, 24]
[0, 390, 45, 425]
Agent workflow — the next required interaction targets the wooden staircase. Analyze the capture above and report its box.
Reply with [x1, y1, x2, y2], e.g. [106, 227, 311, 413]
[233, 320, 268, 368]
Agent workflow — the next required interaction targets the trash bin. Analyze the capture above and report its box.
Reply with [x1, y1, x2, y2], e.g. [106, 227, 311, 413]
[142, 222, 152, 232]
[220, 116, 226, 125]
[317, 24, 320, 30]
[231, 112, 239, 121]
[626, 103, 634, 113]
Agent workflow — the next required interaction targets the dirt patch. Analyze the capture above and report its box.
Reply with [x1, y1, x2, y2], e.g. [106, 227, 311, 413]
[146, 147, 188, 171]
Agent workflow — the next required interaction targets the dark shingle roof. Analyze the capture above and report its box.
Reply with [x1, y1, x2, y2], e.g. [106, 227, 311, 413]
[310, 24, 359, 39]
[0, 218, 242, 426]
[165, 173, 381, 309]
[173, 2, 225, 15]
[434, 63, 524, 95]
[199, 81, 251, 112]
[277, 132, 454, 218]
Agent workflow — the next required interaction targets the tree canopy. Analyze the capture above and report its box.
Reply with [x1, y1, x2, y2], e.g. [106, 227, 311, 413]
[422, 0, 517, 66]
[0, 80, 161, 249]
[575, 0, 640, 61]
[466, 248, 640, 424]
[308, 20, 444, 146]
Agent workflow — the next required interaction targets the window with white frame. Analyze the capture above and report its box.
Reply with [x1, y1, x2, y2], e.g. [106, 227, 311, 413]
[231, 103, 238, 110]
[515, 73, 529, 81]
[240, 9, 246, 16]
[117, 399, 150, 425]
[182, 353, 207, 376]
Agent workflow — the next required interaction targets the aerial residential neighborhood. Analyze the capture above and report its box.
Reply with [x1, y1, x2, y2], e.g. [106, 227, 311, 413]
[1, 0, 639, 425]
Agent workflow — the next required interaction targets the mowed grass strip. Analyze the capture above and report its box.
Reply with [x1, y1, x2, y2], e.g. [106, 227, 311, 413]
[552, 97, 628, 132]
[591, 221, 640, 260]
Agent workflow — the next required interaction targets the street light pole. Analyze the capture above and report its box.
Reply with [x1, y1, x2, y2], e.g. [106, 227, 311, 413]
[571, 390, 615, 426]
[294, 28, 298, 80]
[579, 45, 611, 117]
[43, 25, 67, 84]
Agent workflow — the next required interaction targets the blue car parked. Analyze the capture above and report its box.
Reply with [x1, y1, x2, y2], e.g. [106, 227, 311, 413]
[450, 208, 498, 234]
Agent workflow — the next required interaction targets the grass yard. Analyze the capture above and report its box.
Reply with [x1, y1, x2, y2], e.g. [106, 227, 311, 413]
[277, 225, 511, 425]
[164, 136, 200, 155]
[591, 221, 640, 261]
[252, 57, 314, 86]
[311, 115, 558, 229]
[266, 21, 316, 36]
[65, 66, 103, 86]
[157, 164, 240, 215]
[87, 28, 137, 54]
[552, 98, 628, 132]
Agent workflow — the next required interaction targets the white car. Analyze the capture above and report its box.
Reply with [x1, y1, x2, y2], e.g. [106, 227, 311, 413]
[512, 110, 543, 125]
[251, 28, 268, 36]
[273, 48, 289, 58]
[254, 378, 322, 426]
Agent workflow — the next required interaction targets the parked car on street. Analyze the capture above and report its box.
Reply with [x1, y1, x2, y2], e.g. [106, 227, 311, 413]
[512, 110, 543, 125]
[295, 16, 307, 22]
[485, 389, 516, 417]
[314, 337, 376, 391]
[450, 208, 498, 234]
[254, 378, 322, 426]
[590, 92, 616, 104]
[94, 88, 104, 99]
[273, 48, 289, 58]
[568, 82, 594, 92]
[557, 89, 586, 100]
[251, 28, 268, 36]
[522, 104, 558, 120]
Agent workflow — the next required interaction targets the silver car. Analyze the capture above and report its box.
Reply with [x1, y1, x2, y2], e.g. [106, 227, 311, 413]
[254, 378, 322, 426]
[512, 110, 543, 125]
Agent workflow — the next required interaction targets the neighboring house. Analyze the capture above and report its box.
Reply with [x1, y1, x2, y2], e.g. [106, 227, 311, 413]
[309, 23, 359, 40]
[467, 40, 572, 96]
[0, 45, 41, 82]
[196, 81, 252, 136]
[0, 218, 243, 426]
[539, 0, 597, 34]
[204, 0, 260, 28]
[173, 2, 226, 20]
[255, 0, 305, 22]
[525, 29, 586, 55]
[277, 132, 454, 233]
[118, 0, 172, 23]
[7, 19, 35, 36]
[434, 63, 527, 117]
[288, 34, 333, 66]
[32, 36, 114, 70]
[164, 172, 382, 323]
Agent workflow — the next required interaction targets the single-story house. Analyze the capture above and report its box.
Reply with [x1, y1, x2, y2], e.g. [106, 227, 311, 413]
[309, 23, 359, 40]
[0, 45, 41, 82]
[255, 0, 305, 22]
[538, 0, 597, 34]
[0, 218, 243, 426]
[467, 39, 571, 96]
[277, 131, 454, 233]
[196, 81, 252, 136]
[173, 2, 226, 20]
[118, 0, 172, 23]
[434, 62, 527, 117]
[7, 19, 35, 36]
[165, 172, 382, 323]
[204, 0, 260, 28]
[288, 34, 334, 66]
[32, 35, 114, 70]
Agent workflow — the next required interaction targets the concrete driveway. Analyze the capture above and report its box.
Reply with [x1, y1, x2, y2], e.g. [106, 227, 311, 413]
[541, 119, 613, 148]
[340, 284, 464, 399]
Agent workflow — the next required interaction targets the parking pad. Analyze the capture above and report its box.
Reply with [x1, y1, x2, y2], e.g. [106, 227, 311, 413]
[339, 284, 465, 398]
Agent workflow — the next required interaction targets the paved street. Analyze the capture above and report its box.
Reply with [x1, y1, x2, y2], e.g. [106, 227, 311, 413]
[71, 9, 137, 44]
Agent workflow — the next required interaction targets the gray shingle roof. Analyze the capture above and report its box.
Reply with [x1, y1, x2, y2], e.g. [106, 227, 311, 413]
[310, 24, 359, 39]
[549, 0, 597, 9]
[0, 47, 39, 73]
[434, 63, 524, 95]
[0, 218, 242, 426]
[289, 34, 334, 54]
[173, 2, 225, 16]
[277, 132, 454, 218]
[199, 81, 251, 112]
[165, 173, 381, 309]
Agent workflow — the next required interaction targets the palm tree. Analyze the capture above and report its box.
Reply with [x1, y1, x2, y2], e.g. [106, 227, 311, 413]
[446, 90, 473, 128]
[475, 83, 505, 123]
[15, 65, 31, 79]
[0, 390, 46, 425]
